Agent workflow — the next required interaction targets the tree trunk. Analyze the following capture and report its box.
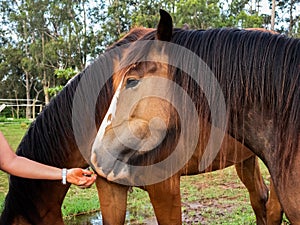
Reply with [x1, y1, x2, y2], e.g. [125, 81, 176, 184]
[22, 7, 32, 119]
[33, 85, 43, 119]
[41, 31, 50, 105]
[43, 78, 50, 105]
[271, 0, 276, 31]
[14, 91, 19, 119]
[82, 0, 87, 70]
[32, 101, 36, 119]
[288, 0, 295, 36]
[25, 70, 32, 119]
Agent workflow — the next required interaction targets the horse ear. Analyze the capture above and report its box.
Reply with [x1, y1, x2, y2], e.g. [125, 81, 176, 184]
[156, 9, 173, 41]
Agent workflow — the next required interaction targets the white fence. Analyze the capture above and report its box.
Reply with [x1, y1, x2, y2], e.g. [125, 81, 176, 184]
[0, 104, 5, 112]
[0, 99, 44, 118]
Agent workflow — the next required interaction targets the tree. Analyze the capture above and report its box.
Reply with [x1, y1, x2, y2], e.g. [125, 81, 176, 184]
[130, 0, 175, 28]
[175, 0, 221, 29]
[286, 0, 299, 36]
[48, 67, 77, 97]
[99, 0, 134, 47]
[271, 0, 276, 30]
[219, 0, 264, 28]
[269, 0, 300, 35]
[1, 0, 107, 112]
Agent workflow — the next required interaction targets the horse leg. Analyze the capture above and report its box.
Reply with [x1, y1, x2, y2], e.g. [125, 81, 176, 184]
[266, 179, 283, 225]
[37, 182, 69, 225]
[95, 177, 129, 225]
[268, 146, 300, 224]
[145, 174, 181, 225]
[235, 155, 269, 225]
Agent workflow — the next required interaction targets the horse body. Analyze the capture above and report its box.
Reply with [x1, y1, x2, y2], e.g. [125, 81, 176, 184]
[1, 22, 285, 225]
[91, 10, 299, 224]
[202, 28, 300, 222]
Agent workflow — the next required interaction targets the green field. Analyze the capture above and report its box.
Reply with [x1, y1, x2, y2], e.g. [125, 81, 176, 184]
[0, 122, 290, 224]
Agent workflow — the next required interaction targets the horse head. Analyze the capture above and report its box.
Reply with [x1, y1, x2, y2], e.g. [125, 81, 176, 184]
[90, 10, 198, 186]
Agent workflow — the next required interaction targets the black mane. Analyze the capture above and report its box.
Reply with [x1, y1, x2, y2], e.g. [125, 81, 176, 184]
[169, 28, 300, 167]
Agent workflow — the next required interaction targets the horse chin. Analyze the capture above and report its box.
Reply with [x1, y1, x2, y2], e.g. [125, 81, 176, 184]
[106, 166, 130, 182]
[92, 163, 130, 183]
[90, 152, 109, 178]
[91, 152, 138, 185]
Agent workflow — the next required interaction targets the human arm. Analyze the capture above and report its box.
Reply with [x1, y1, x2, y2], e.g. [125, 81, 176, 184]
[0, 131, 96, 187]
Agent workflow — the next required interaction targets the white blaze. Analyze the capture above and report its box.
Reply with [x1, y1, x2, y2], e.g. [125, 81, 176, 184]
[92, 81, 123, 152]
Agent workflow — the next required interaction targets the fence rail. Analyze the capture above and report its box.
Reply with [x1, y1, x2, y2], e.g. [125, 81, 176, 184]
[0, 99, 45, 118]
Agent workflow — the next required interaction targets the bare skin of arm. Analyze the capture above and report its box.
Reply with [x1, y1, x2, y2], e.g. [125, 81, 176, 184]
[0, 131, 96, 187]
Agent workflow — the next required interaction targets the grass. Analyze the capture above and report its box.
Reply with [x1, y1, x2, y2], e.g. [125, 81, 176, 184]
[180, 170, 258, 224]
[0, 122, 291, 224]
[62, 186, 100, 218]
[127, 188, 155, 223]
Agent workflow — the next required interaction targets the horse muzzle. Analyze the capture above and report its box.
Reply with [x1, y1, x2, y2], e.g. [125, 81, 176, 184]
[90, 118, 168, 185]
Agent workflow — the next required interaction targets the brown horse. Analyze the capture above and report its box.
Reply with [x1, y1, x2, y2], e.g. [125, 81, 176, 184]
[0, 26, 278, 225]
[91, 11, 296, 224]
[94, 28, 274, 225]
[90, 28, 270, 225]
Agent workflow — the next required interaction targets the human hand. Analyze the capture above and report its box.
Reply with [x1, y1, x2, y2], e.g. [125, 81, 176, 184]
[66, 168, 97, 187]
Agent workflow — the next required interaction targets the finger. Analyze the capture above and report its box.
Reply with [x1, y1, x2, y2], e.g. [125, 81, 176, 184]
[82, 176, 96, 187]
[78, 180, 88, 186]
[78, 182, 93, 189]
[78, 185, 89, 189]
[82, 169, 93, 173]
[77, 176, 95, 186]
[82, 170, 93, 176]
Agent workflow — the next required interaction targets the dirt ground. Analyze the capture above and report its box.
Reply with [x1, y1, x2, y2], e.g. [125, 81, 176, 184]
[142, 199, 237, 225]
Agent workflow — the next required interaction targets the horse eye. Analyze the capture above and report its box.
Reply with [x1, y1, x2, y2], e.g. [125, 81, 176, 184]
[126, 78, 139, 88]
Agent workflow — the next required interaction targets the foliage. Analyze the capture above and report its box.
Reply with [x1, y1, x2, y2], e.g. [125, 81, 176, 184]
[0, 0, 106, 111]
[48, 67, 77, 96]
[48, 85, 64, 97]
[130, 0, 175, 28]
[175, 0, 221, 29]
[267, 0, 300, 35]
